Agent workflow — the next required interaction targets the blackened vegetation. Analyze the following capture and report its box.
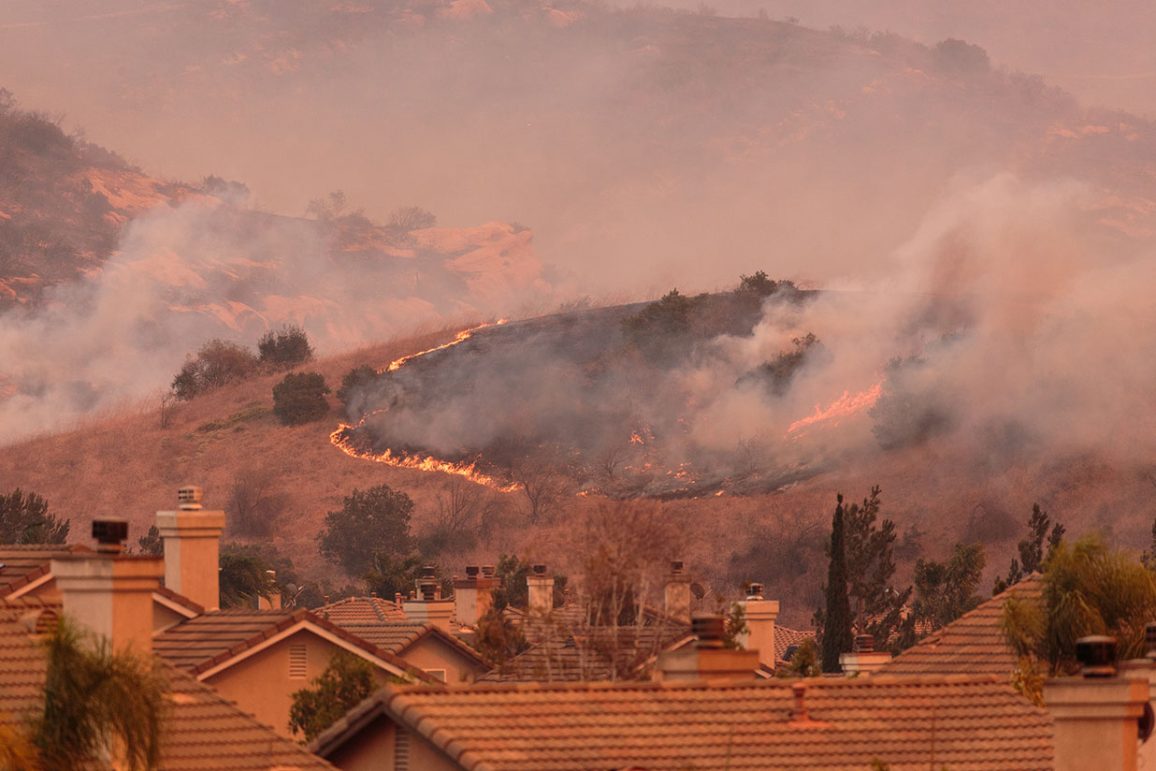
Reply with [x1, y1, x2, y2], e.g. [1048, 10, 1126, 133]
[870, 355, 955, 450]
[340, 274, 820, 499]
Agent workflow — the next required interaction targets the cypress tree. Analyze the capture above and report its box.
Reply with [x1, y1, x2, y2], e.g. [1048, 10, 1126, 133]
[821, 493, 854, 672]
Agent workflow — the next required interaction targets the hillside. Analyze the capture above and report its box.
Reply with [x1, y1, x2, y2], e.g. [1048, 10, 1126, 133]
[1, 1, 1155, 294]
[1, 307, 1152, 628]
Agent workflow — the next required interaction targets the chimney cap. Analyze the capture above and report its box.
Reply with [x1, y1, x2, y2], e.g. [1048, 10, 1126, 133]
[466, 565, 480, 577]
[747, 582, 765, 599]
[692, 614, 726, 648]
[92, 518, 129, 553]
[852, 634, 875, 653]
[532, 563, 547, 576]
[1076, 635, 1117, 677]
[421, 564, 437, 579]
[481, 565, 496, 578]
[178, 486, 204, 510]
[671, 560, 684, 574]
[1146, 623, 1156, 659]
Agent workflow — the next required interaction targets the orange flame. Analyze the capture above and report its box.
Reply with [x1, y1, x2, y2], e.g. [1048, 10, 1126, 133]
[386, 319, 507, 372]
[787, 382, 883, 435]
[330, 319, 519, 491]
[330, 426, 521, 492]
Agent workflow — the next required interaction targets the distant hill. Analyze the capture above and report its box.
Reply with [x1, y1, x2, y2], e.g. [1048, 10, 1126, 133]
[1, 1, 1155, 292]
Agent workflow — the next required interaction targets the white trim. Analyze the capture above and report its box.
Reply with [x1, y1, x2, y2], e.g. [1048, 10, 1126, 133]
[195, 621, 416, 682]
[6, 572, 53, 600]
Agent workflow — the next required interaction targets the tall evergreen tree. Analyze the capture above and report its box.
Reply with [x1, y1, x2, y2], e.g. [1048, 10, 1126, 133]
[820, 494, 854, 672]
[994, 503, 1065, 593]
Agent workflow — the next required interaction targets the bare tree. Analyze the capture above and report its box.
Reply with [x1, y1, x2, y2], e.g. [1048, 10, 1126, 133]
[226, 468, 290, 538]
[158, 391, 178, 429]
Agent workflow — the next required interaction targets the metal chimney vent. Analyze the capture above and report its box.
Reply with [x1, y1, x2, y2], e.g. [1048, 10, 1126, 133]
[178, 486, 204, 510]
[853, 634, 875, 653]
[92, 518, 129, 553]
[1076, 635, 1117, 677]
[692, 614, 726, 648]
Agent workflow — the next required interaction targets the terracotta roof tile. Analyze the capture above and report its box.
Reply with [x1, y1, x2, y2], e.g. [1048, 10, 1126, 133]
[882, 574, 1043, 676]
[0, 545, 91, 598]
[314, 675, 1053, 770]
[775, 624, 815, 663]
[153, 609, 435, 682]
[315, 596, 404, 624]
[334, 622, 486, 666]
[0, 601, 334, 769]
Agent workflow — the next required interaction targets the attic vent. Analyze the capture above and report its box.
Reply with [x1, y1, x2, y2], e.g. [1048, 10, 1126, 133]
[395, 727, 410, 771]
[289, 644, 307, 679]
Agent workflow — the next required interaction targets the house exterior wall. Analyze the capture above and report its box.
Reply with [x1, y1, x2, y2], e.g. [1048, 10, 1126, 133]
[152, 602, 189, 633]
[401, 636, 486, 684]
[327, 715, 459, 771]
[204, 629, 398, 738]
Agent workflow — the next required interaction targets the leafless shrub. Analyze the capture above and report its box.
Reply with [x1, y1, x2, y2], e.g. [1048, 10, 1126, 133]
[226, 468, 290, 538]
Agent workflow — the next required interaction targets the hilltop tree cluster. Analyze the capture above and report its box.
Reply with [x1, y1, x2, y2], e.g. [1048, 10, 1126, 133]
[170, 324, 314, 400]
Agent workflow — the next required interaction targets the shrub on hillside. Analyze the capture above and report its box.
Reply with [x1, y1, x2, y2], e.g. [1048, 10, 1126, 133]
[171, 339, 259, 400]
[257, 325, 313, 369]
[272, 372, 330, 425]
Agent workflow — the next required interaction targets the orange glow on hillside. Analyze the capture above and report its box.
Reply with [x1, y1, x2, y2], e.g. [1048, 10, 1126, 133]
[330, 425, 521, 492]
[386, 319, 506, 372]
[330, 319, 519, 491]
[787, 382, 883, 435]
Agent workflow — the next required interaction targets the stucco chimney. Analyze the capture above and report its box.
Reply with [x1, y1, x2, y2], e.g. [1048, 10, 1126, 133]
[404, 565, 455, 631]
[654, 614, 759, 681]
[839, 634, 892, 675]
[1046, 636, 1148, 771]
[664, 560, 692, 624]
[737, 582, 779, 671]
[454, 565, 496, 628]
[52, 519, 163, 654]
[156, 485, 225, 611]
[526, 563, 554, 617]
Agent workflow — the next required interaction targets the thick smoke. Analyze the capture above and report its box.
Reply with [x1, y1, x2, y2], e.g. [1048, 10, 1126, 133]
[0, 198, 547, 441]
[347, 173, 1156, 495]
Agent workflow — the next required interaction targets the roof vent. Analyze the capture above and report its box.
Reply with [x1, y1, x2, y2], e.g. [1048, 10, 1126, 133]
[852, 634, 875, 653]
[178, 485, 203, 510]
[92, 519, 128, 554]
[692, 614, 726, 649]
[1076, 635, 1117, 678]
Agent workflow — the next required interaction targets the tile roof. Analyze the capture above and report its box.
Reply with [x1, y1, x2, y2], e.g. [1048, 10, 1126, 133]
[0, 544, 91, 598]
[478, 620, 812, 683]
[153, 585, 206, 617]
[335, 622, 486, 666]
[153, 609, 435, 682]
[0, 601, 334, 770]
[882, 574, 1043, 676]
[479, 622, 694, 683]
[313, 674, 1054, 770]
[315, 596, 404, 624]
[775, 624, 816, 663]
